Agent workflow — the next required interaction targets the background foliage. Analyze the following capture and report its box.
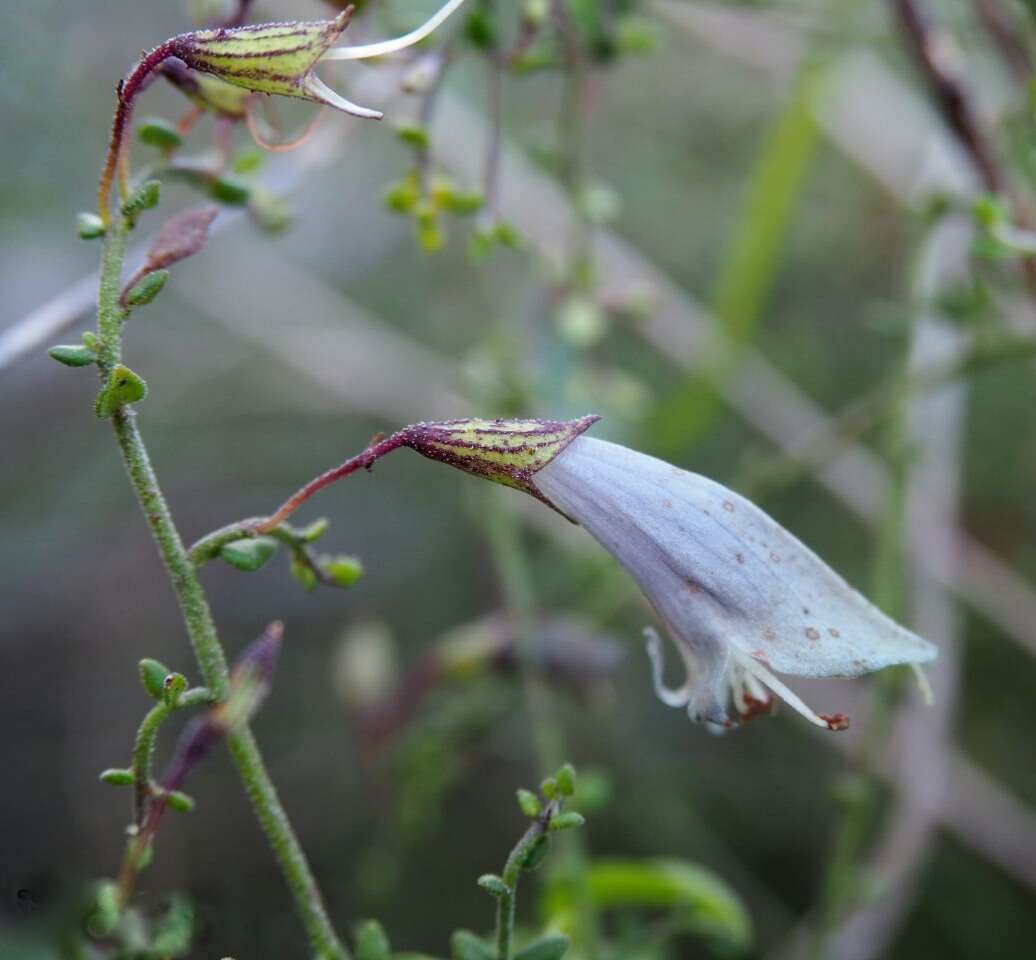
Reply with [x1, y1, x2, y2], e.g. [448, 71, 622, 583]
[2, 0, 1036, 958]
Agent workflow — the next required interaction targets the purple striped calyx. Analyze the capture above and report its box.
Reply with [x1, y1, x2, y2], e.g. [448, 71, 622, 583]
[171, 11, 382, 119]
[400, 416, 600, 514]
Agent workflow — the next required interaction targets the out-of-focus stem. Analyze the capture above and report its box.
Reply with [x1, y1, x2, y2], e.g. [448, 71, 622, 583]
[484, 495, 598, 956]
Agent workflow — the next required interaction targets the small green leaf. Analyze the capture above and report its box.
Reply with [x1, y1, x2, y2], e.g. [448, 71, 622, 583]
[385, 174, 421, 214]
[544, 858, 752, 955]
[297, 517, 330, 543]
[165, 789, 195, 813]
[556, 763, 576, 797]
[520, 834, 550, 872]
[210, 175, 251, 205]
[150, 895, 194, 956]
[323, 555, 364, 588]
[87, 880, 121, 938]
[355, 919, 391, 960]
[451, 930, 495, 960]
[138, 118, 184, 151]
[163, 672, 188, 706]
[77, 212, 106, 239]
[517, 788, 542, 818]
[396, 124, 430, 149]
[220, 536, 279, 572]
[477, 874, 508, 898]
[290, 553, 318, 592]
[514, 936, 569, 960]
[99, 768, 134, 786]
[124, 269, 170, 307]
[139, 658, 171, 700]
[540, 777, 557, 799]
[549, 812, 585, 832]
[232, 146, 266, 174]
[48, 343, 96, 367]
[122, 179, 162, 218]
[94, 364, 148, 418]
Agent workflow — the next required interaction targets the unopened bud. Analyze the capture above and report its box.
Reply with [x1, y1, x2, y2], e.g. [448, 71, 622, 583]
[100, 767, 135, 786]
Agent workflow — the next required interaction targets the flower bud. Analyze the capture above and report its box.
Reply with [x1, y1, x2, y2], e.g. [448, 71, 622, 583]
[400, 416, 599, 513]
[100, 767, 135, 786]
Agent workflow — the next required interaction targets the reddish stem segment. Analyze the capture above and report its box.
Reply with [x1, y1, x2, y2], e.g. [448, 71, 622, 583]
[257, 432, 410, 533]
[97, 40, 181, 224]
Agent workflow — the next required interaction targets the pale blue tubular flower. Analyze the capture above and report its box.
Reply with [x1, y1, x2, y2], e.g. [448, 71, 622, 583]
[533, 436, 937, 731]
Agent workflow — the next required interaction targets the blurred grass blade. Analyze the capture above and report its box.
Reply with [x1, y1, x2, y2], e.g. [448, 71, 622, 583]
[652, 61, 826, 455]
[545, 857, 751, 955]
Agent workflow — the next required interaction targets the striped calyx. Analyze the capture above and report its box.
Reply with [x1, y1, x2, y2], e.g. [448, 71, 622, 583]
[400, 416, 600, 515]
[172, 13, 353, 109]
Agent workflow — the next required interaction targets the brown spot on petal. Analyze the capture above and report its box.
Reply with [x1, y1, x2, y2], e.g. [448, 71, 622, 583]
[828, 627, 841, 638]
[805, 627, 821, 641]
[770, 552, 781, 563]
[821, 713, 850, 732]
[663, 499, 672, 509]
[722, 500, 735, 512]
[736, 553, 745, 564]
[762, 628, 777, 643]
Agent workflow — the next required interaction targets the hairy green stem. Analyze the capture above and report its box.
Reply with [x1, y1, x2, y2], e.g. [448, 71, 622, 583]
[131, 701, 172, 824]
[495, 804, 557, 960]
[95, 222, 349, 960]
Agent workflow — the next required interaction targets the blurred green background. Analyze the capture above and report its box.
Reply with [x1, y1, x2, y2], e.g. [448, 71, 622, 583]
[3, 1, 1036, 958]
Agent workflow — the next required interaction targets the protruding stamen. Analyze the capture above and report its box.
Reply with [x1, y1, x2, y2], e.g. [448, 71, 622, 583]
[736, 652, 849, 731]
[644, 627, 697, 708]
[321, 0, 469, 61]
